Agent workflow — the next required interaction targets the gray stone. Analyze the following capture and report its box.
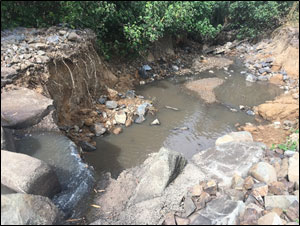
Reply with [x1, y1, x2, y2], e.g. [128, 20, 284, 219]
[284, 150, 296, 157]
[192, 142, 265, 187]
[1, 67, 18, 81]
[137, 103, 151, 116]
[246, 110, 255, 116]
[1, 193, 62, 225]
[190, 214, 212, 225]
[198, 196, 245, 225]
[246, 74, 257, 82]
[1, 150, 61, 198]
[105, 101, 118, 109]
[0, 127, 15, 152]
[1, 88, 53, 129]
[142, 65, 152, 71]
[250, 162, 277, 184]
[129, 147, 187, 204]
[93, 123, 106, 136]
[47, 35, 59, 43]
[215, 131, 253, 146]
[258, 75, 269, 81]
[98, 96, 107, 104]
[265, 195, 298, 209]
[182, 197, 196, 218]
[258, 67, 271, 74]
[172, 65, 179, 71]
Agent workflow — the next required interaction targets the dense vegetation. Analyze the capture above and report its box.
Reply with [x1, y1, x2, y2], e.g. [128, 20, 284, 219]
[1, 1, 296, 58]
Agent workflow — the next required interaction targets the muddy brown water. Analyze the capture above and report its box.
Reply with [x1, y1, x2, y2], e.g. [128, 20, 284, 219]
[84, 58, 282, 178]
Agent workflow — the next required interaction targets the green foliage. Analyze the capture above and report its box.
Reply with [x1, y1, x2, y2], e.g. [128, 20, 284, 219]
[1, 1, 295, 58]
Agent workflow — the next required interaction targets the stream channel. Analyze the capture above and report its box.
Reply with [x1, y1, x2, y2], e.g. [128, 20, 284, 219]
[3, 57, 282, 219]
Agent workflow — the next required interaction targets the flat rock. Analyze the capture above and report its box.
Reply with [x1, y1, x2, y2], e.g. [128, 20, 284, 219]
[216, 131, 253, 146]
[198, 196, 245, 225]
[265, 195, 298, 209]
[1, 88, 53, 129]
[1, 150, 61, 198]
[129, 147, 187, 205]
[288, 152, 299, 183]
[192, 142, 265, 187]
[258, 212, 283, 225]
[249, 162, 277, 184]
[182, 197, 196, 218]
[1, 193, 62, 225]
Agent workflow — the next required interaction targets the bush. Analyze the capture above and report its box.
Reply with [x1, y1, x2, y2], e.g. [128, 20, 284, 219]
[1, 1, 295, 58]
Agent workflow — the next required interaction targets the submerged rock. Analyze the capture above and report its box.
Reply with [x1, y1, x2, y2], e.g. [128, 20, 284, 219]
[1, 127, 16, 152]
[1, 193, 63, 225]
[215, 131, 253, 146]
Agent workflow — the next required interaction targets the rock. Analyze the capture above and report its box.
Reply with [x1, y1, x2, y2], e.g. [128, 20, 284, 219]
[59, 30, 67, 35]
[1, 194, 62, 225]
[192, 142, 265, 187]
[257, 75, 269, 81]
[241, 205, 262, 225]
[98, 96, 107, 104]
[194, 192, 211, 210]
[224, 189, 245, 201]
[190, 214, 212, 225]
[191, 184, 203, 197]
[231, 174, 244, 190]
[265, 195, 298, 209]
[113, 127, 122, 135]
[244, 176, 254, 190]
[258, 67, 271, 74]
[292, 93, 299, 99]
[137, 103, 151, 116]
[115, 111, 127, 125]
[79, 141, 96, 152]
[268, 181, 287, 195]
[1, 150, 61, 198]
[278, 158, 289, 179]
[252, 183, 268, 197]
[47, 35, 59, 43]
[246, 110, 255, 116]
[246, 74, 257, 82]
[239, 105, 245, 110]
[257, 212, 283, 225]
[284, 150, 296, 157]
[249, 162, 277, 184]
[1, 127, 16, 152]
[288, 152, 299, 183]
[1, 88, 53, 129]
[125, 90, 135, 99]
[142, 65, 152, 71]
[202, 180, 218, 196]
[93, 123, 106, 136]
[175, 216, 190, 225]
[163, 213, 176, 225]
[294, 190, 299, 201]
[134, 115, 145, 124]
[172, 65, 179, 71]
[209, 70, 214, 73]
[150, 119, 160, 125]
[84, 118, 94, 127]
[197, 196, 245, 225]
[67, 32, 81, 41]
[216, 131, 253, 146]
[129, 147, 187, 204]
[182, 197, 196, 218]
[285, 201, 299, 222]
[105, 101, 118, 109]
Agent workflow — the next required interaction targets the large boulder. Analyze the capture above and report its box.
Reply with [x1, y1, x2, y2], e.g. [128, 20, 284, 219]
[215, 131, 253, 146]
[265, 195, 298, 209]
[1, 193, 62, 225]
[192, 142, 265, 186]
[1, 150, 61, 198]
[129, 147, 187, 204]
[1, 88, 53, 129]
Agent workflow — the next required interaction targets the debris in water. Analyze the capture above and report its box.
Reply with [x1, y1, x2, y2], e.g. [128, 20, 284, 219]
[151, 119, 160, 125]
[90, 204, 101, 208]
[165, 106, 179, 111]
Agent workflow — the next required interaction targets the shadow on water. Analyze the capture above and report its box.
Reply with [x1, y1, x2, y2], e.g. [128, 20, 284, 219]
[84, 139, 124, 179]
[15, 135, 41, 156]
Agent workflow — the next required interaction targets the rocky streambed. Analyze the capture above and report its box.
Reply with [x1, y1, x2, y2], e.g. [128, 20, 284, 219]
[1, 25, 299, 225]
